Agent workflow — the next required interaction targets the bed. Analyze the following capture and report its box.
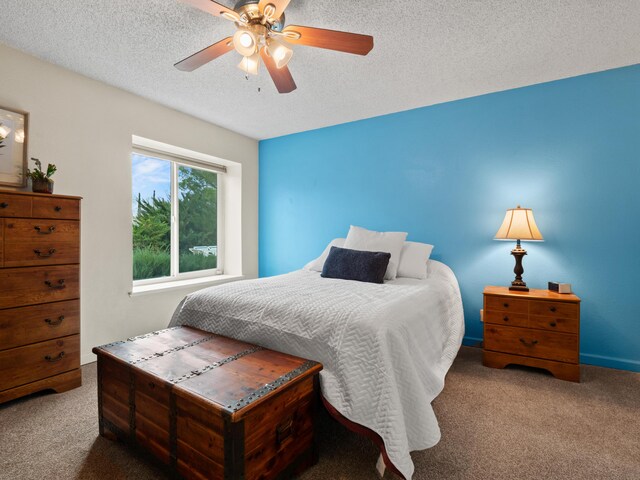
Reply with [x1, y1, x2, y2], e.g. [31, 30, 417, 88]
[169, 259, 464, 479]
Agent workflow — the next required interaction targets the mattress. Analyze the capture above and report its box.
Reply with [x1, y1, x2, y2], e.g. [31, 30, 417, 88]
[169, 260, 465, 479]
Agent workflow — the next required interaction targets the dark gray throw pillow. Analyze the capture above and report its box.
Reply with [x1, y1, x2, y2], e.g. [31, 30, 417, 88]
[321, 246, 391, 284]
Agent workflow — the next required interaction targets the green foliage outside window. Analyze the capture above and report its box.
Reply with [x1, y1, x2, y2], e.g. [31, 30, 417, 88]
[133, 165, 218, 281]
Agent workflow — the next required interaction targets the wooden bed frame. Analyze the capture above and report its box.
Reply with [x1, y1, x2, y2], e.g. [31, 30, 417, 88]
[322, 396, 405, 479]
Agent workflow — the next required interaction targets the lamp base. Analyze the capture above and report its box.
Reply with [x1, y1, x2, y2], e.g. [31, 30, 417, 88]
[509, 241, 529, 292]
[509, 285, 529, 292]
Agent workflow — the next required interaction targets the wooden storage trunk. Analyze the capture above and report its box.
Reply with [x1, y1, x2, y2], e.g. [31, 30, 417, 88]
[93, 326, 322, 480]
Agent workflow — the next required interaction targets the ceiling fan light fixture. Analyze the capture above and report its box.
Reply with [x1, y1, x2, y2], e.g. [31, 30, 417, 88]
[233, 28, 258, 56]
[238, 53, 260, 76]
[267, 38, 293, 69]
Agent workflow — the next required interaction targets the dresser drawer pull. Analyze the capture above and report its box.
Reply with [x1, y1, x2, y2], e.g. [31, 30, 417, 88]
[44, 279, 66, 290]
[549, 306, 557, 312]
[503, 316, 509, 322]
[503, 302, 509, 308]
[54, 206, 62, 212]
[34, 248, 57, 258]
[549, 321, 557, 327]
[44, 352, 65, 362]
[519, 338, 539, 347]
[0, 202, 8, 209]
[34, 225, 56, 235]
[44, 316, 65, 326]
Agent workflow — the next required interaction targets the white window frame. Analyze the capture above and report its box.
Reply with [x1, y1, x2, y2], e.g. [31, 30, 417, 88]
[132, 145, 226, 287]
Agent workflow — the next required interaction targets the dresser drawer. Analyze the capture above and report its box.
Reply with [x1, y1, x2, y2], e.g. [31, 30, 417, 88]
[0, 193, 31, 218]
[3, 219, 80, 266]
[529, 300, 578, 319]
[529, 315, 579, 334]
[484, 325, 578, 363]
[0, 300, 80, 350]
[485, 296, 529, 314]
[0, 334, 80, 391]
[4, 218, 79, 242]
[484, 310, 528, 328]
[3, 242, 80, 267]
[0, 265, 80, 309]
[32, 197, 80, 220]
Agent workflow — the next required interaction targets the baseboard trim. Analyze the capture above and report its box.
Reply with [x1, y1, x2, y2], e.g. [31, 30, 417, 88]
[462, 336, 483, 347]
[82, 353, 96, 366]
[580, 353, 640, 372]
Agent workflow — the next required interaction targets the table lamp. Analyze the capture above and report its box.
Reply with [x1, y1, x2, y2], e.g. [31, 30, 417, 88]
[494, 205, 544, 291]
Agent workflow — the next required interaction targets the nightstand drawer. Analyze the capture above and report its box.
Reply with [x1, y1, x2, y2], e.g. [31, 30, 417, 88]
[529, 300, 578, 319]
[484, 325, 578, 363]
[529, 315, 578, 334]
[485, 296, 529, 314]
[484, 310, 528, 328]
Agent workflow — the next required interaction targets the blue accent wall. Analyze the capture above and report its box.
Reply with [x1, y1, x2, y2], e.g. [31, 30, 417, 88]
[259, 64, 640, 372]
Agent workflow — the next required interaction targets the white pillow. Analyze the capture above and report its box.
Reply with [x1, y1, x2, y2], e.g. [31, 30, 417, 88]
[343, 226, 407, 280]
[304, 238, 346, 272]
[397, 242, 434, 279]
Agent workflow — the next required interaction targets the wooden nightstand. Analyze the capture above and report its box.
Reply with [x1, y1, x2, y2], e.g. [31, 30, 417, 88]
[483, 286, 581, 382]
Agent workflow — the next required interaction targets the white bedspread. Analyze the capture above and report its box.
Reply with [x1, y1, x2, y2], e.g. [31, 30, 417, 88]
[169, 260, 464, 479]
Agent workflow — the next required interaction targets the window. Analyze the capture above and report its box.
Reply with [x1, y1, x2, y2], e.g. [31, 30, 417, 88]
[132, 146, 225, 284]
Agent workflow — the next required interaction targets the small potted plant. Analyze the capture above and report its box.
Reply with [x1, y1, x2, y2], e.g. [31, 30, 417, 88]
[27, 157, 57, 194]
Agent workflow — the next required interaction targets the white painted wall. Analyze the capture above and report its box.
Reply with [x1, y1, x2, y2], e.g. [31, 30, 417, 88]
[0, 44, 259, 364]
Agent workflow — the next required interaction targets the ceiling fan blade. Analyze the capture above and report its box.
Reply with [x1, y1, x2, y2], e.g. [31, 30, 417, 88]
[260, 47, 297, 94]
[175, 36, 234, 72]
[259, 0, 291, 19]
[179, 0, 241, 21]
[281, 25, 374, 55]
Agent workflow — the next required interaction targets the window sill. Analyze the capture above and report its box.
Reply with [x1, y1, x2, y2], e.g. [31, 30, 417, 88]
[129, 274, 244, 297]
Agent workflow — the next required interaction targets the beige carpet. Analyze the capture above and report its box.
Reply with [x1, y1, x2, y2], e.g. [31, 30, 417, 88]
[1, 347, 638, 480]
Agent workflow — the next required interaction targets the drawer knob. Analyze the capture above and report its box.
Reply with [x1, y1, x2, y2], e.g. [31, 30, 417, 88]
[519, 338, 539, 347]
[34, 248, 57, 258]
[44, 279, 66, 290]
[34, 225, 56, 235]
[44, 315, 65, 326]
[549, 306, 557, 313]
[549, 321, 557, 327]
[503, 316, 509, 322]
[54, 206, 62, 212]
[44, 352, 65, 362]
[503, 302, 509, 308]
[0, 202, 8, 209]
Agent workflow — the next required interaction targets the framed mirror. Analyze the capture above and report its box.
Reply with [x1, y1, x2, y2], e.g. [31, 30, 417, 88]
[0, 106, 28, 188]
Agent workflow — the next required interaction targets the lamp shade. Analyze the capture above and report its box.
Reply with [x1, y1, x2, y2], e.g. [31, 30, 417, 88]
[494, 206, 544, 241]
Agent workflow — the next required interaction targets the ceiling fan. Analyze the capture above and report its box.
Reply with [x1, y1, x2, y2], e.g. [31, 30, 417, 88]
[175, 0, 374, 93]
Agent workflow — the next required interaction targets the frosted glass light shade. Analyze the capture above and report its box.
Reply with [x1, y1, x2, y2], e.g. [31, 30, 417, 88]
[233, 28, 257, 56]
[494, 206, 544, 241]
[238, 53, 260, 75]
[267, 38, 293, 69]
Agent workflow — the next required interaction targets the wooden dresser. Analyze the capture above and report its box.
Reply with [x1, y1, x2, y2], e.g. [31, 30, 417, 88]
[0, 190, 82, 403]
[483, 286, 581, 382]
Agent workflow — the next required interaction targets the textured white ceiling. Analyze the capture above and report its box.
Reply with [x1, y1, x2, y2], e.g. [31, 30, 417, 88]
[1, 0, 639, 139]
